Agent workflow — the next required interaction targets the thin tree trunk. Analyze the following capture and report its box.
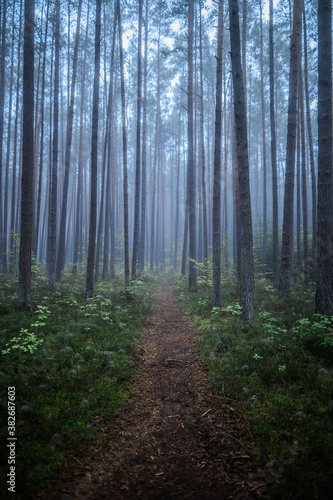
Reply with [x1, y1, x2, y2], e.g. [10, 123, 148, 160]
[213, 0, 224, 307]
[34, 0, 49, 260]
[259, 0, 267, 277]
[9, 0, 23, 273]
[131, 0, 143, 282]
[139, 0, 149, 275]
[188, 0, 196, 290]
[56, 0, 82, 279]
[299, 63, 308, 286]
[0, 0, 6, 270]
[72, 2, 89, 275]
[199, 1, 208, 264]
[3, 6, 15, 271]
[173, 106, 182, 273]
[18, 0, 34, 303]
[85, 0, 102, 298]
[48, 0, 60, 291]
[117, 0, 130, 289]
[303, 6, 316, 277]
[269, 0, 279, 288]
[95, 9, 117, 281]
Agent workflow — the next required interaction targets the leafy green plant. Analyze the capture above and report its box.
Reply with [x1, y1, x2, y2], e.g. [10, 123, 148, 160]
[2, 328, 44, 355]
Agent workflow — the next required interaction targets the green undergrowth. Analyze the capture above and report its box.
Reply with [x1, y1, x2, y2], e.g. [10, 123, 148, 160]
[0, 270, 159, 498]
[170, 273, 333, 500]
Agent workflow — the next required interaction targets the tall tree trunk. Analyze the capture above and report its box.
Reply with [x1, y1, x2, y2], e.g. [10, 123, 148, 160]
[18, 0, 34, 303]
[72, 2, 89, 275]
[269, 0, 279, 288]
[296, 106, 301, 283]
[279, 0, 302, 299]
[259, 0, 267, 277]
[229, 0, 254, 321]
[48, 0, 60, 291]
[85, 0, 102, 298]
[315, 0, 333, 314]
[131, 0, 143, 282]
[299, 64, 308, 286]
[117, 0, 130, 289]
[34, 0, 49, 260]
[3, 6, 15, 271]
[213, 0, 224, 307]
[188, 0, 196, 289]
[150, 31, 160, 275]
[173, 106, 182, 273]
[9, 0, 23, 273]
[303, 6, 316, 277]
[95, 8, 117, 281]
[139, 0, 148, 275]
[199, 1, 208, 264]
[0, 0, 6, 270]
[56, 0, 82, 279]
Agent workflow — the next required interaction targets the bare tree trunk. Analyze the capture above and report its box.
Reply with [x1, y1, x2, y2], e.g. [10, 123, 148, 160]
[0, 0, 6, 270]
[199, 1, 208, 264]
[188, 0, 196, 290]
[303, 6, 316, 277]
[213, 0, 224, 307]
[9, 0, 23, 273]
[173, 106, 182, 273]
[131, 0, 143, 282]
[269, 0, 279, 288]
[139, 0, 149, 275]
[259, 0, 267, 277]
[3, 6, 15, 271]
[229, 0, 254, 321]
[117, 0, 130, 289]
[56, 0, 82, 279]
[85, 0, 102, 298]
[315, 0, 333, 314]
[72, 2, 89, 275]
[299, 63, 308, 286]
[48, 0, 60, 291]
[279, 0, 302, 299]
[19, 0, 34, 304]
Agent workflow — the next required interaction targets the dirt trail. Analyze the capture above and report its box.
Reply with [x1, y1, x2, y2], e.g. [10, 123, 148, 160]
[57, 278, 254, 499]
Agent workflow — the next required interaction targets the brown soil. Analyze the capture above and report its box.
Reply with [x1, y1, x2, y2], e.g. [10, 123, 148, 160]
[50, 279, 257, 499]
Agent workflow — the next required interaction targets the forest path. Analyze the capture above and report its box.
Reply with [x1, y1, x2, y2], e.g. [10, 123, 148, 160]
[58, 278, 254, 499]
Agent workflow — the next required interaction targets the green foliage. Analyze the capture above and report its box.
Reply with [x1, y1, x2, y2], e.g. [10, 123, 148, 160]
[170, 275, 333, 500]
[0, 271, 158, 498]
[2, 328, 44, 356]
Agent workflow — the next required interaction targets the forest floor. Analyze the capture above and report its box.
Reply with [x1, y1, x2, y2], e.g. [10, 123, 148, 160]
[45, 278, 258, 499]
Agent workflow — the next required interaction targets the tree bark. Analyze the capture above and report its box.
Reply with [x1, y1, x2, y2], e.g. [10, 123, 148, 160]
[269, 0, 279, 288]
[303, 6, 316, 278]
[229, 0, 254, 321]
[56, 0, 82, 279]
[315, 0, 333, 314]
[188, 0, 196, 290]
[279, 0, 302, 299]
[85, 0, 102, 298]
[117, 0, 130, 289]
[131, 0, 143, 282]
[19, 0, 34, 304]
[139, 0, 149, 275]
[48, 0, 60, 291]
[213, 0, 224, 307]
